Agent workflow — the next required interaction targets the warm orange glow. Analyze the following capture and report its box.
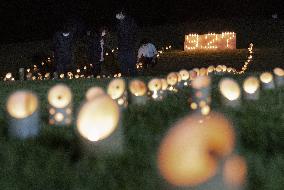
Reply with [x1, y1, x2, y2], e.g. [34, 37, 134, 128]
[176, 73, 182, 82]
[260, 72, 273, 83]
[6, 91, 38, 119]
[199, 68, 207, 76]
[243, 77, 260, 94]
[185, 32, 236, 51]
[77, 95, 120, 142]
[207, 66, 215, 73]
[157, 112, 235, 187]
[192, 76, 211, 89]
[160, 79, 168, 91]
[179, 70, 190, 80]
[107, 79, 126, 99]
[189, 70, 198, 80]
[167, 72, 178, 86]
[219, 78, 241, 101]
[48, 84, 72, 108]
[86, 87, 105, 101]
[273, 67, 284, 77]
[129, 80, 147, 96]
[223, 155, 247, 187]
[148, 78, 162, 92]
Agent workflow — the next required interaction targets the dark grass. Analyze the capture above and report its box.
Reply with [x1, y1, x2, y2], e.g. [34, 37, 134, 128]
[0, 74, 283, 190]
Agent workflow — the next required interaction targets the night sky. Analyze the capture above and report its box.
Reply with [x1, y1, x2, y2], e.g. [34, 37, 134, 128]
[1, 0, 283, 43]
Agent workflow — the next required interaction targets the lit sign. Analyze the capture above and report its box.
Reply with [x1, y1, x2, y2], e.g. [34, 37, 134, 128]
[184, 32, 236, 51]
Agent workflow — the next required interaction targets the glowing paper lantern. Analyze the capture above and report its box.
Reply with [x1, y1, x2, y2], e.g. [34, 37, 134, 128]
[4, 72, 14, 81]
[48, 84, 73, 126]
[273, 67, 284, 87]
[6, 91, 40, 139]
[219, 78, 241, 107]
[157, 112, 235, 187]
[107, 78, 128, 108]
[77, 95, 123, 155]
[189, 70, 198, 81]
[190, 76, 211, 115]
[223, 155, 247, 188]
[260, 72, 275, 89]
[86, 87, 105, 101]
[199, 68, 208, 76]
[179, 69, 190, 87]
[129, 79, 148, 105]
[207, 66, 215, 75]
[148, 78, 162, 100]
[243, 76, 260, 100]
[167, 72, 178, 92]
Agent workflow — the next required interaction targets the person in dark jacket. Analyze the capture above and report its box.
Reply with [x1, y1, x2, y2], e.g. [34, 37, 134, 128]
[53, 25, 74, 74]
[88, 27, 108, 77]
[116, 11, 138, 77]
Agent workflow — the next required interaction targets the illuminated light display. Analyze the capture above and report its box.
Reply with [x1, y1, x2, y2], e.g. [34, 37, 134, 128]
[148, 78, 162, 100]
[273, 67, 284, 87]
[48, 84, 73, 126]
[260, 72, 275, 90]
[86, 87, 105, 101]
[129, 79, 148, 105]
[167, 72, 178, 92]
[184, 32, 236, 51]
[107, 79, 128, 108]
[157, 112, 235, 187]
[219, 78, 241, 107]
[6, 91, 40, 139]
[243, 76, 260, 100]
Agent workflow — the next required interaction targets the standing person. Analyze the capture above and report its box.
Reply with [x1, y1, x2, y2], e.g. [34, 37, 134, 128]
[137, 38, 158, 69]
[116, 10, 138, 77]
[88, 27, 108, 77]
[53, 25, 74, 75]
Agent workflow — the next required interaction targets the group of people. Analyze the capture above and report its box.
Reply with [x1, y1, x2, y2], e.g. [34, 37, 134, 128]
[53, 10, 158, 77]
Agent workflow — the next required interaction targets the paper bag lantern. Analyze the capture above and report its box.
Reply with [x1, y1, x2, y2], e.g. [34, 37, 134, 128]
[190, 76, 211, 115]
[6, 91, 40, 139]
[77, 95, 123, 155]
[219, 78, 241, 107]
[148, 78, 163, 100]
[243, 76, 260, 100]
[86, 87, 105, 101]
[260, 72, 275, 90]
[167, 72, 178, 92]
[157, 112, 235, 187]
[273, 67, 284, 87]
[48, 84, 73, 126]
[129, 79, 148, 105]
[107, 78, 128, 109]
[179, 69, 190, 87]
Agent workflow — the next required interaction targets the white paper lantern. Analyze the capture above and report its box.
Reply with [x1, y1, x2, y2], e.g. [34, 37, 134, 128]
[273, 67, 284, 87]
[107, 78, 128, 108]
[243, 76, 260, 100]
[260, 72, 275, 90]
[48, 84, 73, 126]
[148, 78, 162, 100]
[219, 78, 241, 107]
[6, 91, 40, 139]
[86, 87, 105, 101]
[129, 79, 148, 105]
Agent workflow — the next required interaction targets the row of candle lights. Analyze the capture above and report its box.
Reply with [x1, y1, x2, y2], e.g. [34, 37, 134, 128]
[4, 63, 284, 189]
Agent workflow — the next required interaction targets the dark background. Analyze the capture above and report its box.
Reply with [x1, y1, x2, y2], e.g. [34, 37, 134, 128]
[1, 0, 284, 43]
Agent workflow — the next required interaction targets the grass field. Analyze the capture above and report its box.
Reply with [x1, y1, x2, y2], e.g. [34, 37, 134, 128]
[0, 18, 284, 189]
[0, 71, 283, 190]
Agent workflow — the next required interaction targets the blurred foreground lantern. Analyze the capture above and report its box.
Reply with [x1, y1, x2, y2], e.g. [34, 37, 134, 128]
[273, 67, 284, 87]
[260, 72, 275, 90]
[179, 69, 190, 87]
[107, 78, 128, 109]
[219, 78, 241, 107]
[167, 72, 178, 92]
[129, 79, 148, 105]
[157, 112, 235, 188]
[199, 68, 208, 76]
[6, 91, 40, 139]
[48, 84, 73, 126]
[189, 70, 198, 81]
[243, 76, 260, 100]
[148, 78, 162, 100]
[86, 87, 105, 101]
[77, 95, 123, 155]
[223, 155, 247, 189]
[190, 76, 211, 115]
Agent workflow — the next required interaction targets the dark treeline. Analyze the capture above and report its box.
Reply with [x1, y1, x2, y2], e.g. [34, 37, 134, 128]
[1, 0, 283, 43]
